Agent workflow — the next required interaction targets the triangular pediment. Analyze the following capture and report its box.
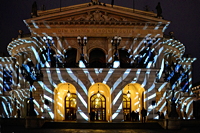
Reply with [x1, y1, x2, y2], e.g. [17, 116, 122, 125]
[26, 3, 170, 24]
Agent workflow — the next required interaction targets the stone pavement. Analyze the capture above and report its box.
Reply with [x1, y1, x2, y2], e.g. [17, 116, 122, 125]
[1, 118, 200, 133]
[1, 128, 200, 133]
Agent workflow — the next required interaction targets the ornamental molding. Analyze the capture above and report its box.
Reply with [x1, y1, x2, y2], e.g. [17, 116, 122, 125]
[68, 10, 127, 22]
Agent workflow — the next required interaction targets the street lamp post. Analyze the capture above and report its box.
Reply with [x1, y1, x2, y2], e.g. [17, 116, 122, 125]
[111, 36, 122, 68]
[77, 36, 87, 68]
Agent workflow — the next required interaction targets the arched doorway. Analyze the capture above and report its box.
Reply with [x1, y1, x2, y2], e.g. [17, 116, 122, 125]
[90, 92, 106, 121]
[65, 93, 77, 121]
[123, 94, 131, 121]
[88, 83, 111, 122]
[54, 83, 77, 121]
[123, 83, 145, 121]
[89, 48, 106, 68]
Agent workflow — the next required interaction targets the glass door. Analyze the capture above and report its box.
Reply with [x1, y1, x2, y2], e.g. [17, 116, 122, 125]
[90, 93, 106, 121]
[65, 94, 77, 121]
[123, 94, 131, 121]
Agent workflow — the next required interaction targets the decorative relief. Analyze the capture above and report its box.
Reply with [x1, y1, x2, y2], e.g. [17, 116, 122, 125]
[68, 10, 127, 22]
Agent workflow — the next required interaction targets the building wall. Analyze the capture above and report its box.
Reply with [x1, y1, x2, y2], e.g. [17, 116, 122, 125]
[0, 3, 196, 121]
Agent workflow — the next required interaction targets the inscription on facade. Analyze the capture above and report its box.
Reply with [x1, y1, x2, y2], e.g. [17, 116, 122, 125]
[57, 28, 134, 34]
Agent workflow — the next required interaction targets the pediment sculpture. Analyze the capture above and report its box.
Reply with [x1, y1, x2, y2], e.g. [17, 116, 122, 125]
[69, 10, 127, 22]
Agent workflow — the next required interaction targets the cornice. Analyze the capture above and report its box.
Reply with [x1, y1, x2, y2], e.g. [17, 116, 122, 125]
[27, 21, 166, 27]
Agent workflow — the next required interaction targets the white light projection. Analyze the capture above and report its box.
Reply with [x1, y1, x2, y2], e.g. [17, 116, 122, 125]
[1, 22, 196, 121]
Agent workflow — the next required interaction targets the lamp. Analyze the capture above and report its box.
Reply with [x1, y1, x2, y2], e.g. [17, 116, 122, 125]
[67, 84, 71, 97]
[113, 56, 120, 68]
[111, 36, 122, 68]
[97, 84, 101, 97]
[127, 85, 131, 98]
[79, 56, 86, 68]
[77, 35, 87, 68]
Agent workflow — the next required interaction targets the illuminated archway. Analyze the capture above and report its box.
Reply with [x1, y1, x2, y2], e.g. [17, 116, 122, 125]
[123, 83, 145, 121]
[123, 94, 131, 121]
[90, 91, 106, 121]
[65, 93, 77, 121]
[54, 83, 77, 121]
[88, 83, 111, 122]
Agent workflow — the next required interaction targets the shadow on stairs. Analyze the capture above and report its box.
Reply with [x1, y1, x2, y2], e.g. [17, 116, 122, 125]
[42, 122, 163, 129]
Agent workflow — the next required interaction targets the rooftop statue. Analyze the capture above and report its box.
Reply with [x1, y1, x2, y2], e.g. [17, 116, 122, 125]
[31, 1, 38, 17]
[156, 2, 162, 18]
[91, 0, 99, 5]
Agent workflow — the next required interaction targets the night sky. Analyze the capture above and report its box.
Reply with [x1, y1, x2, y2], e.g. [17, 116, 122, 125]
[0, 0, 199, 83]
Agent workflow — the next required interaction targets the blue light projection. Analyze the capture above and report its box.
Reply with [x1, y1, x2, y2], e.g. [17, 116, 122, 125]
[1, 21, 196, 122]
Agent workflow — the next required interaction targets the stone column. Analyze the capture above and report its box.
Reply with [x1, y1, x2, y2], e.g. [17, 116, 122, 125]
[83, 45, 88, 63]
[187, 62, 193, 95]
[0, 65, 3, 95]
[12, 57, 17, 90]
[19, 53, 26, 88]
[111, 88, 123, 122]
[107, 37, 113, 64]
[56, 37, 62, 53]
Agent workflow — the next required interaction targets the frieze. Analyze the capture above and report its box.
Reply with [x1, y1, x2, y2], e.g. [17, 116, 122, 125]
[57, 28, 134, 34]
[33, 28, 163, 37]
[68, 10, 128, 22]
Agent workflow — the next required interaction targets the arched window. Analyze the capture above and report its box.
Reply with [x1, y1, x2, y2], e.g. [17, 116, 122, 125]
[64, 48, 77, 68]
[65, 93, 77, 121]
[90, 93, 106, 121]
[119, 49, 131, 68]
[123, 94, 131, 121]
[89, 48, 106, 68]
[39, 48, 56, 67]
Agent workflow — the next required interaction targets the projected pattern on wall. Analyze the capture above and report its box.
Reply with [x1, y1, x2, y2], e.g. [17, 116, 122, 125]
[0, 35, 196, 121]
[0, 3, 196, 121]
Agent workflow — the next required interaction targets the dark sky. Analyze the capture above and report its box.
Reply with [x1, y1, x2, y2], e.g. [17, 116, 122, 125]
[0, 0, 199, 83]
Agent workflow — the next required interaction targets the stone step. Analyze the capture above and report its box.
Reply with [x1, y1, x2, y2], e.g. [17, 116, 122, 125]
[42, 122, 163, 129]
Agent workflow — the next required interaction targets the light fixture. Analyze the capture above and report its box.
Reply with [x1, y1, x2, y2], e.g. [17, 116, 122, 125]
[77, 35, 81, 44]
[127, 85, 131, 98]
[67, 84, 71, 97]
[77, 35, 87, 68]
[111, 36, 122, 68]
[113, 59, 120, 68]
[83, 36, 87, 44]
[79, 56, 86, 68]
[97, 84, 101, 97]
[79, 60, 86, 68]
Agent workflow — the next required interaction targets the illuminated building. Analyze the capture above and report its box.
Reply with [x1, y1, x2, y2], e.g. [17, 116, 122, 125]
[192, 82, 200, 119]
[0, 1, 197, 122]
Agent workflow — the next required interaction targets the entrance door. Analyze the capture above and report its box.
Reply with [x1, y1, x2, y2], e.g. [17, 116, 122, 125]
[123, 94, 131, 121]
[90, 93, 106, 121]
[65, 93, 77, 121]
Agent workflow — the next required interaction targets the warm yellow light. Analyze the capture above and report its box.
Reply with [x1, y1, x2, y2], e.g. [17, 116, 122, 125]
[67, 90, 71, 97]
[127, 91, 131, 98]
[97, 91, 101, 97]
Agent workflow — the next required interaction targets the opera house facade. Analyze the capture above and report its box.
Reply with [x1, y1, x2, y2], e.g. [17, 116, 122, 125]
[0, 2, 196, 122]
